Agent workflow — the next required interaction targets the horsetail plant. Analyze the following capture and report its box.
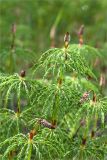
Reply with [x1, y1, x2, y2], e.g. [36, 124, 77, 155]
[0, 29, 107, 160]
[0, 24, 35, 73]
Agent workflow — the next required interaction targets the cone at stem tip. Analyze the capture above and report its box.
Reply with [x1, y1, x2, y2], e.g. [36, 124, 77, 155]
[78, 25, 84, 46]
[20, 70, 26, 78]
[64, 32, 70, 48]
[29, 129, 36, 140]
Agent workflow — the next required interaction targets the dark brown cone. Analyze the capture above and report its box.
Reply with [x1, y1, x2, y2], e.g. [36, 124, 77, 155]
[29, 130, 36, 140]
[64, 32, 70, 42]
[64, 32, 70, 48]
[93, 93, 96, 102]
[91, 130, 95, 138]
[52, 119, 57, 126]
[57, 77, 62, 86]
[20, 70, 26, 77]
[82, 138, 87, 146]
[80, 119, 85, 126]
[39, 119, 56, 129]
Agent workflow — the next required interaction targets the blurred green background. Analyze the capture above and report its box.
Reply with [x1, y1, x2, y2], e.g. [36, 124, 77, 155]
[0, 0, 107, 50]
[0, 0, 107, 73]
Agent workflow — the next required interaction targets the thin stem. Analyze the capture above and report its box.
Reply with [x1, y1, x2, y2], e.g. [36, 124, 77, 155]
[8, 23, 16, 73]
[91, 113, 98, 138]
[64, 47, 68, 60]
[51, 93, 59, 125]
[79, 149, 84, 160]
[27, 143, 33, 160]
[16, 117, 20, 134]
[8, 52, 15, 73]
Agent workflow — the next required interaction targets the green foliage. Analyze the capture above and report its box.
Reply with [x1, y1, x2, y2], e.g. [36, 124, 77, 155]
[33, 44, 101, 79]
[0, 0, 107, 160]
[0, 130, 64, 160]
[0, 37, 107, 159]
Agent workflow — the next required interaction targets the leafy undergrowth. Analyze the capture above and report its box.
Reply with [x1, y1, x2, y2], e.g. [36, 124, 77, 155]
[0, 27, 107, 160]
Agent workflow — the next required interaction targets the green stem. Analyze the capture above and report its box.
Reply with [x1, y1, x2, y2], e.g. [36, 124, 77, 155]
[92, 113, 98, 134]
[17, 97, 21, 113]
[8, 51, 15, 73]
[64, 47, 68, 60]
[17, 82, 21, 113]
[52, 93, 59, 124]
[83, 116, 89, 138]
[16, 117, 19, 134]
[94, 114, 98, 128]
[79, 149, 84, 160]
[52, 68, 64, 124]
[8, 30, 16, 73]
[27, 142, 32, 160]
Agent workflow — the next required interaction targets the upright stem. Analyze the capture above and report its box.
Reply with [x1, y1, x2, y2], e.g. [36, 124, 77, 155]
[17, 80, 23, 114]
[51, 32, 70, 124]
[27, 142, 33, 160]
[91, 93, 97, 138]
[51, 92, 59, 125]
[17, 97, 21, 114]
[8, 23, 16, 73]
[16, 117, 20, 134]
[64, 47, 67, 60]
[27, 130, 36, 160]
[8, 51, 15, 73]
[79, 149, 84, 160]
[91, 113, 98, 138]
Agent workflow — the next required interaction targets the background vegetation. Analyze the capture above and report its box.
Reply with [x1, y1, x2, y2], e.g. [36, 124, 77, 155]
[0, 0, 107, 73]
